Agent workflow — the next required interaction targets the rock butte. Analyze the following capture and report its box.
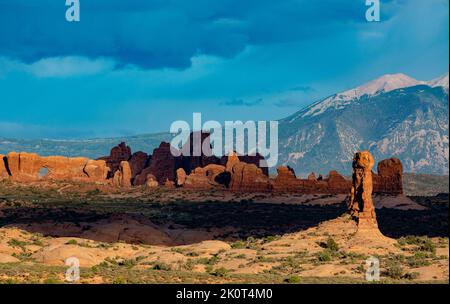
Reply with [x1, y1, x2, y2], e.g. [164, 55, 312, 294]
[347, 151, 394, 245]
[0, 134, 403, 195]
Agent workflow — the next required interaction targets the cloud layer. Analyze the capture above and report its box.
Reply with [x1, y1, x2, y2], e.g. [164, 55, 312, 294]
[0, 0, 383, 69]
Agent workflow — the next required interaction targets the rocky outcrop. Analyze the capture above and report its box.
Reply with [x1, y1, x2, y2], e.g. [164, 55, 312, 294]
[325, 170, 351, 193]
[176, 168, 187, 186]
[307, 172, 317, 181]
[148, 142, 178, 184]
[3, 152, 109, 182]
[347, 151, 378, 230]
[145, 174, 159, 189]
[271, 167, 347, 194]
[0, 154, 9, 179]
[113, 161, 132, 188]
[133, 167, 153, 186]
[271, 166, 300, 192]
[98, 142, 132, 176]
[1, 138, 405, 196]
[373, 158, 403, 195]
[129, 151, 149, 180]
[83, 160, 110, 181]
[184, 167, 212, 189]
[183, 164, 229, 189]
[229, 160, 271, 192]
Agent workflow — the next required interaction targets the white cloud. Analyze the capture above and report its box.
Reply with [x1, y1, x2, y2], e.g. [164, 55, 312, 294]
[0, 56, 115, 78]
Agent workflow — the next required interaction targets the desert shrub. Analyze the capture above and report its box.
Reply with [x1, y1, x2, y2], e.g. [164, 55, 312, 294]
[230, 241, 246, 249]
[407, 252, 431, 267]
[397, 236, 436, 253]
[403, 272, 420, 280]
[12, 252, 32, 261]
[65, 239, 78, 245]
[230, 237, 260, 250]
[262, 235, 280, 243]
[383, 263, 403, 279]
[152, 262, 171, 271]
[325, 237, 339, 252]
[317, 250, 332, 262]
[118, 259, 137, 268]
[32, 239, 44, 246]
[8, 239, 28, 248]
[318, 237, 339, 252]
[170, 248, 187, 254]
[183, 259, 195, 271]
[210, 267, 229, 277]
[285, 275, 301, 284]
[112, 277, 127, 284]
[43, 277, 63, 284]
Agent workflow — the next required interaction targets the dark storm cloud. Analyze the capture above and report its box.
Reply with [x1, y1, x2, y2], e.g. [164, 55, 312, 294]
[0, 0, 390, 69]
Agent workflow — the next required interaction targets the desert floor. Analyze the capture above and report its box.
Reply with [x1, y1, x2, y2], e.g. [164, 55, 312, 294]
[0, 180, 448, 284]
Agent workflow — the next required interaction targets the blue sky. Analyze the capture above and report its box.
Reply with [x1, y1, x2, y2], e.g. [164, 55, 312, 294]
[0, 0, 448, 139]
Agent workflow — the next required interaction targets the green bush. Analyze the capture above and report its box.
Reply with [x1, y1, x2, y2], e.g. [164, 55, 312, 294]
[407, 252, 431, 268]
[398, 236, 436, 253]
[317, 250, 332, 262]
[285, 275, 301, 284]
[210, 267, 229, 277]
[112, 277, 127, 284]
[383, 263, 403, 280]
[325, 237, 339, 252]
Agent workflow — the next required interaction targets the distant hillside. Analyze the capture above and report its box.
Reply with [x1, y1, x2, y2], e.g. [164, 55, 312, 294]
[0, 133, 172, 159]
[403, 173, 449, 196]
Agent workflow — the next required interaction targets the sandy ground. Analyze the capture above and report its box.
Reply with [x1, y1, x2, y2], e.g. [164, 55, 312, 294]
[0, 215, 447, 283]
[0, 181, 447, 284]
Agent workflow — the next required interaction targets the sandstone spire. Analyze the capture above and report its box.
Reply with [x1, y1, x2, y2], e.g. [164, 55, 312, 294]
[347, 151, 378, 231]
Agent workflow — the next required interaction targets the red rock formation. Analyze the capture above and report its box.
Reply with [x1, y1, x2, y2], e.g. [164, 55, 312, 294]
[373, 158, 403, 195]
[228, 157, 271, 192]
[134, 167, 153, 186]
[219, 153, 269, 176]
[148, 142, 179, 184]
[183, 164, 228, 189]
[4, 152, 109, 182]
[225, 152, 239, 172]
[128, 151, 149, 180]
[176, 168, 187, 186]
[113, 161, 132, 188]
[83, 160, 110, 181]
[271, 166, 300, 192]
[347, 151, 378, 230]
[98, 142, 132, 176]
[183, 167, 211, 189]
[0, 155, 9, 179]
[324, 170, 351, 194]
[0, 139, 404, 198]
[307, 172, 317, 181]
[271, 166, 335, 193]
[145, 174, 159, 189]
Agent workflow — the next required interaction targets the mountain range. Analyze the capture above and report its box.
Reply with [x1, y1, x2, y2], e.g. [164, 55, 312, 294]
[1, 73, 448, 175]
[278, 73, 449, 175]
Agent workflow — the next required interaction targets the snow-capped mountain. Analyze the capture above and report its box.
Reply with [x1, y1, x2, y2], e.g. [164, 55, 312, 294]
[296, 73, 425, 119]
[428, 74, 449, 92]
[279, 73, 449, 175]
